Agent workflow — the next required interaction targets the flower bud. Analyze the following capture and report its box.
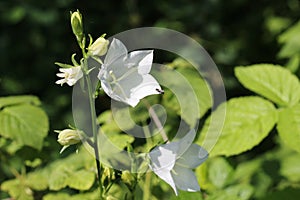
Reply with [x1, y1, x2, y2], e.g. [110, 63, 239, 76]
[70, 10, 83, 37]
[88, 37, 109, 57]
[55, 129, 82, 153]
[56, 129, 81, 146]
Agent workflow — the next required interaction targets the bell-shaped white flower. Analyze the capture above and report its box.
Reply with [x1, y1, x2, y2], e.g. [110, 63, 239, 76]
[98, 38, 162, 107]
[55, 66, 83, 86]
[148, 130, 208, 196]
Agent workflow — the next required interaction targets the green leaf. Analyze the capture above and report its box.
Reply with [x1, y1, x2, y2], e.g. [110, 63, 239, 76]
[0, 95, 40, 109]
[48, 167, 69, 190]
[280, 152, 300, 182]
[43, 193, 71, 200]
[207, 157, 233, 189]
[1, 179, 34, 200]
[235, 64, 300, 107]
[67, 169, 95, 190]
[0, 104, 49, 150]
[277, 104, 300, 153]
[206, 184, 253, 200]
[152, 65, 212, 128]
[26, 169, 49, 190]
[197, 97, 277, 156]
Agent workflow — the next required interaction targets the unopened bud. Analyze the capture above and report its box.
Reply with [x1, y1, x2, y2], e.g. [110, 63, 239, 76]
[70, 10, 83, 37]
[56, 129, 81, 146]
[88, 36, 109, 57]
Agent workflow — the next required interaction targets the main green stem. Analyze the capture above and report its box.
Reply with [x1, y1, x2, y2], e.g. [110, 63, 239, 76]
[85, 67, 103, 198]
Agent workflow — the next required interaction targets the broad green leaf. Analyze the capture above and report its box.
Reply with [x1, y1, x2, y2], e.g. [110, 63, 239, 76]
[67, 169, 95, 190]
[48, 167, 69, 190]
[0, 104, 49, 150]
[152, 65, 212, 128]
[43, 190, 100, 200]
[207, 157, 233, 189]
[26, 169, 49, 190]
[197, 97, 277, 156]
[48, 148, 96, 190]
[43, 193, 71, 200]
[280, 152, 300, 182]
[206, 184, 253, 200]
[235, 64, 300, 107]
[277, 104, 300, 153]
[0, 95, 40, 109]
[1, 179, 34, 200]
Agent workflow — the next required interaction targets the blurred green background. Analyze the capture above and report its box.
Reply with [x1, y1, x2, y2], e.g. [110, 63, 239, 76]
[1, 0, 300, 127]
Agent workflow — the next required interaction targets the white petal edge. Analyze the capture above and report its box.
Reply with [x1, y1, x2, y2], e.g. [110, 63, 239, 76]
[172, 165, 200, 193]
[104, 38, 127, 65]
[177, 144, 208, 168]
[130, 74, 162, 100]
[151, 167, 178, 196]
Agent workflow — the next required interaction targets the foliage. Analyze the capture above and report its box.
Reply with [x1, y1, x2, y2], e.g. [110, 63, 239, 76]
[1, 1, 300, 200]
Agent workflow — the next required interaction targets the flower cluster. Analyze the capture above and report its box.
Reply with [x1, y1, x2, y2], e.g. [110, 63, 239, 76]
[55, 10, 208, 196]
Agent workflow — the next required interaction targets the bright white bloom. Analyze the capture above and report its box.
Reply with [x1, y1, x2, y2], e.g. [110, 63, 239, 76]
[55, 66, 83, 86]
[98, 38, 162, 107]
[149, 130, 208, 196]
[88, 37, 109, 57]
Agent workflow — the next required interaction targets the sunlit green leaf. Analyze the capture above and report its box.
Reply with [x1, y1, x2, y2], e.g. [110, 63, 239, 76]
[0, 95, 40, 109]
[207, 184, 253, 200]
[280, 152, 300, 182]
[277, 104, 300, 153]
[0, 104, 49, 150]
[1, 179, 34, 200]
[67, 169, 95, 190]
[235, 64, 300, 106]
[207, 157, 233, 189]
[197, 97, 277, 156]
[48, 167, 69, 190]
[26, 169, 49, 190]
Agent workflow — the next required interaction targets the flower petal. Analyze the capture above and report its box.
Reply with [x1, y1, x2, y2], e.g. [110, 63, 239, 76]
[126, 50, 153, 74]
[130, 74, 162, 101]
[104, 38, 127, 66]
[152, 167, 178, 195]
[172, 165, 200, 192]
[149, 145, 177, 171]
[177, 144, 208, 168]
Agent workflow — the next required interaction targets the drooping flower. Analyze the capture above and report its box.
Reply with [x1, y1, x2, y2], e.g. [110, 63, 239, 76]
[55, 66, 83, 86]
[88, 36, 110, 57]
[55, 129, 82, 153]
[148, 130, 208, 195]
[97, 38, 162, 107]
